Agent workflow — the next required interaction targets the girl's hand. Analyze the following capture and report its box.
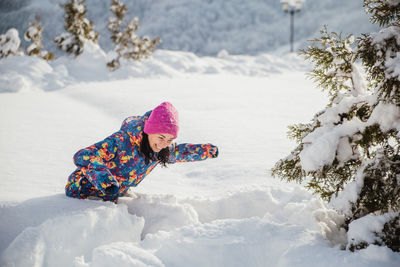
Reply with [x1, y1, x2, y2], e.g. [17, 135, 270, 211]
[105, 184, 119, 196]
[210, 145, 219, 158]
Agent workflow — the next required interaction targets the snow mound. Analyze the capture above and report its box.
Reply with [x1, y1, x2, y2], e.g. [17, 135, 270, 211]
[1, 199, 144, 267]
[81, 241, 164, 267]
[0, 187, 359, 267]
[0, 46, 307, 93]
[53, 41, 109, 82]
[0, 55, 54, 92]
[119, 194, 199, 239]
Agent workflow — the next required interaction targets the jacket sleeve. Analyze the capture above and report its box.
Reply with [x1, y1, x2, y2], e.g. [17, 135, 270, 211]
[168, 143, 219, 164]
[73, 132, 121, 193]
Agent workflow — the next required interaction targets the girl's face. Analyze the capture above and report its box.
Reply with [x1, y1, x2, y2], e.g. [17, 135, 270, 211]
[148, 133, 175, 152]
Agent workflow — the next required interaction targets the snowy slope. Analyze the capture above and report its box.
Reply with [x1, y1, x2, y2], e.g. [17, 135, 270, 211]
[0, 0, 379, 56]
[1, 45, 400, 266]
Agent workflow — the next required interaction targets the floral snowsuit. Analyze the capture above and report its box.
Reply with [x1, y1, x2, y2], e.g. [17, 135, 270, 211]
[65, 111, 218, 201]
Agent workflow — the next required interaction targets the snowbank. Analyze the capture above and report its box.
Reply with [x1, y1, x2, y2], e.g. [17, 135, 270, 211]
[0, 188, 337, 267]
[0, 44, 308, 93]
[2, 188, 398, 267]
[0, 55, 54, 92]
[2, 200, 144, 267]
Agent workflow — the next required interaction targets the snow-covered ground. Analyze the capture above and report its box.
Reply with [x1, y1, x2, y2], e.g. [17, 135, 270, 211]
[0, 0, 398, 264]
[1, 43, 399, 266]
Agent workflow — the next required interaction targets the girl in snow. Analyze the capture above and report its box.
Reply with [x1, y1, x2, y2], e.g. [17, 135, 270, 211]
[65, 102, 218, 202]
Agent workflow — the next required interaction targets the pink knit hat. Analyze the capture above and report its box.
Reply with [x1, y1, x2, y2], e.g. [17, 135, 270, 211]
[144, 102, 179, 138]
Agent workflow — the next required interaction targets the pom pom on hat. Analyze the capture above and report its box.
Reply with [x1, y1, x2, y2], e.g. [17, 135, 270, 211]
[144, 102, 179, 138]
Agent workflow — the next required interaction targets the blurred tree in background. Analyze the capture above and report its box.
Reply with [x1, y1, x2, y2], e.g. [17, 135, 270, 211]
[0, 28, 22, 59]
[24, 16, 54, 61]
[54, 0, 99, 56]
[107, 0, 160, 71]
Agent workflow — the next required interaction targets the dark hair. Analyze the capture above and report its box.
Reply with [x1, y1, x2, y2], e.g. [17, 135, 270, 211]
[140, 133, 170, 167]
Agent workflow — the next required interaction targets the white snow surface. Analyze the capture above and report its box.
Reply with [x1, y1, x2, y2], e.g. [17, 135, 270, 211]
[1, 44, 399, 266]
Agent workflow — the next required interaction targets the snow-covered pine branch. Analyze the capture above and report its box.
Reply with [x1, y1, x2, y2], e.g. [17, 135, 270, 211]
[364, 0, 400, 26]
[0, 28, 22, 59]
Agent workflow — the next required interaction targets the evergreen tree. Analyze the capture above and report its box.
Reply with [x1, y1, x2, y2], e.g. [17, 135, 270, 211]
[0, 28, 22, 59]
[107, 0, 160, 71]
[271, 0, 400, 252]
[54, 0, 99, 56]
[24, 16, 54, 61]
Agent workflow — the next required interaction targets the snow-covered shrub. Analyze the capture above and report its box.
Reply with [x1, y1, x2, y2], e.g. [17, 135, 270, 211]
[0, 28, 22, 59]
[54, 0, 99, 56]
[107, 0, 160, 71]
[24, 17, 54, 61]
[271, 0, 400, 252]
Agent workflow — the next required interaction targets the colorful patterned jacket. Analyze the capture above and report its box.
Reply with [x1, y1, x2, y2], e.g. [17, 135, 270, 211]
[66, 111, 218, 199]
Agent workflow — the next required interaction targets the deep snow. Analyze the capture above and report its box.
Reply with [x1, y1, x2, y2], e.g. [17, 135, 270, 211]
[1, 43, 399, 266]
[0, 0, 399, 265]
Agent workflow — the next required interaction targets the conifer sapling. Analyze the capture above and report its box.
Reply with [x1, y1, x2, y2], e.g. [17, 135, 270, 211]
[24, 16, 54, 61]
[54, 0, 99, 56]
[0, 28, 22, 59]
[107, 0, 160, 71]
[271, 0, 400, 252]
